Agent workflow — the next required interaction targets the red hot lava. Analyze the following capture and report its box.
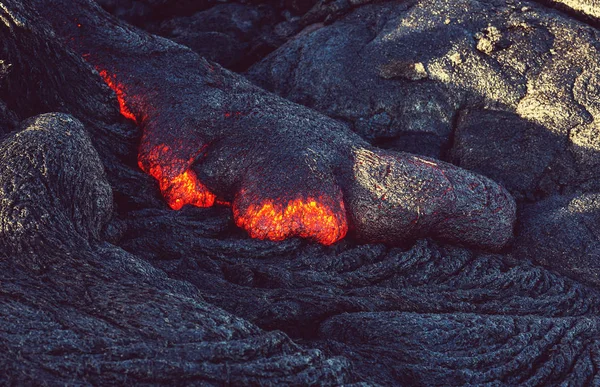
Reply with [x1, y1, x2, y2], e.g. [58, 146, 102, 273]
[140, 144, 216, 210]
[97, 69, 137, 123]
[97, 69, 348, 244]
[234, 195, 348, 245]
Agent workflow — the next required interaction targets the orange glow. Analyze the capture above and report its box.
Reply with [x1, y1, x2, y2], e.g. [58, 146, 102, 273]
[160, 169, 215, 210]
[94, 70, 347, 245]
[234, 197, 348, 245]
[139, 144, 216, 210]
[97, 69, 137, 122]
[216, 199, 232, 207]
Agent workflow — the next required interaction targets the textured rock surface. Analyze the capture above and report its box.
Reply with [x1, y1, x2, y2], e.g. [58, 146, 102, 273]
[0, 114, 350, 385]
[96, 0, 320, 71]
[0, 100, 17, 135]
[516, 193, 600, 287]
[247, 0, 600, 286]
[32, 0, 515, 249]
[0, 3, 351, 384]
[1, 0, 600, 385]
[536, 0, 600, 22]
[148, 3, 279, 71]
[320, 311, 600, 385]
[247, 0, 600, 192]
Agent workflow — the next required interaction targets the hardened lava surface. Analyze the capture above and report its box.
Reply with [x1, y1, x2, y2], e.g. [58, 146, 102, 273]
[2, 0, 600, 385]
[33, 0, 515, 249]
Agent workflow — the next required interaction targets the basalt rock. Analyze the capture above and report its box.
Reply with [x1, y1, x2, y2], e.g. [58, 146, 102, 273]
[0, 3, 351, 384]
[246, 0, 600, 287]
[534, 0, 600, 23]
[319, 310, 600, 385]
[1, 0, 600, 385]
[96, 0, 321, 71]
[247, 0, 600, 198]
[147, 3, 282, 71]
[515, 193, 600, 288]
[0, 112, 350, 386]
[31, 0, 515, 250]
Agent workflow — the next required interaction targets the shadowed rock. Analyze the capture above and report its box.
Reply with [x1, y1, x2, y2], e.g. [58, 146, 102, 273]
[320, 311, 600, 385]
[0, 112, 351, 385]
[516, 193, 600, 287]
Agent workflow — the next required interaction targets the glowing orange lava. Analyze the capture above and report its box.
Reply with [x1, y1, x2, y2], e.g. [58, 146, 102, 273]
[95, 69, 347, 245]
[140, 145, 216, 210]
[160, 169, 216, 210]
[96, 69, 215, 209]
[234, 197, 348, 245]
[97, 69, 137, 122]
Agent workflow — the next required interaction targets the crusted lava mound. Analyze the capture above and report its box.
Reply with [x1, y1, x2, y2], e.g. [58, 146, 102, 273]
[2, 0, 600, 385]
[32, 0, 515, 250]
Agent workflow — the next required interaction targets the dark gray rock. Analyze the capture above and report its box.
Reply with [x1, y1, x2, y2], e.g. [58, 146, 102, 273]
[451, 109, 565, 200]
[247, 0, 600, 198]
[0, 114, 350, 385]
[246, 0, 600, 291]
[320, 311, 600, 386]
[2, 0, 600, 385]
[138, 229, 600, 385]
[30, 0, 515, 249]
[0, 63, 17, 134]
[515, 193, 600, 288]
[0, 3, 352, 384]
[95, 0, 215, 24]
[0, 100, 17, 136]
[0, 114, 112, 260]
[148, 3, 283, 71]
[0, 0, 163, 212]
[97, 0, 322, 70]
[247, 1, 467, 158]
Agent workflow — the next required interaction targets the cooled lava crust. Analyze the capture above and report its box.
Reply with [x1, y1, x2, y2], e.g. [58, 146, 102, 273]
[38, 0, 516, 249]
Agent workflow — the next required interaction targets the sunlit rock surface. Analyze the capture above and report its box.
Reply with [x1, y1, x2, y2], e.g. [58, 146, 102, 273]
[247, 0, 600, 287]
[539, 0, 600, 21]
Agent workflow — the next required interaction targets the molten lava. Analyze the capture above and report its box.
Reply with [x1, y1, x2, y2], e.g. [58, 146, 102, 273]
[234, 197, 348, 245]
[97, 69, 137, 122]
[96, 69, 347, 245]
[159, 169, 216, 210]
[140, 145, 216, 210]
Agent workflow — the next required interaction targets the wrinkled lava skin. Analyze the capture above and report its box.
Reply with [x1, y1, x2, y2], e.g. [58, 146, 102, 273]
[34, 0, 515, 249]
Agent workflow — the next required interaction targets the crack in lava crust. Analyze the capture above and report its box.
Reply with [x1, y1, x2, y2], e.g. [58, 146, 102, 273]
[233, 195, 348, 245]
[96, 69, 217, 211]
[97, 69, 137, 123]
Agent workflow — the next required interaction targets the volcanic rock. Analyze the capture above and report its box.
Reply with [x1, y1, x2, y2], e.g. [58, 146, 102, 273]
[2, 0, 600, 385]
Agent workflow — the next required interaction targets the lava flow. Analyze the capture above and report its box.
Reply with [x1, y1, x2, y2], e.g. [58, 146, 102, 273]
[97, 69, 346, 244]
[234, 197, 348, 245]
[140, 144, 216, 210]
[97, 69, 137, 122]
[96, 69, 216, 210]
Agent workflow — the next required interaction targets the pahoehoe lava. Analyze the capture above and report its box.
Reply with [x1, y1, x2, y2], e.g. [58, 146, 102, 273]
[28, 0, 515, 250]
[3, 0, 600, 385]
